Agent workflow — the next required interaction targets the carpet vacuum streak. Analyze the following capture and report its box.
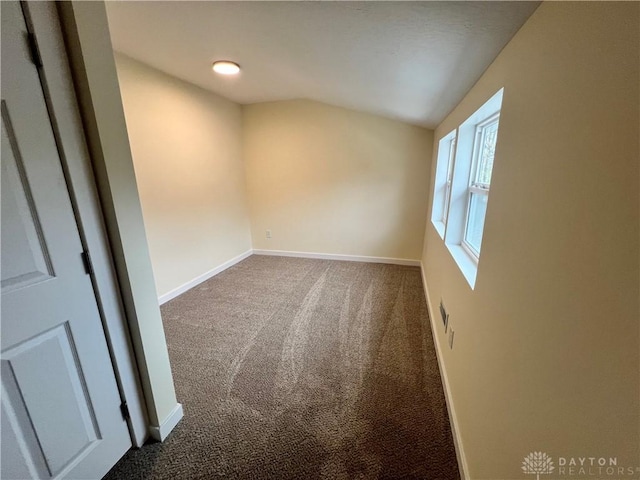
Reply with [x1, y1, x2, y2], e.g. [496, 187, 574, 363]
[105, 255, 459, 480]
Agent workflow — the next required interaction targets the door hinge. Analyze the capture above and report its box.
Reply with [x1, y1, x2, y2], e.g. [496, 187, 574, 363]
[120, 401, 130, 421]
[27, 32, 42, 68]
[81, 251, 93, 276]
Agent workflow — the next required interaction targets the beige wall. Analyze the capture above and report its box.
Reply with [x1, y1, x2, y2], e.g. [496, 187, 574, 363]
[422, 2, 639, 478]
[114, 54, 252, 298]
[244, 100, 432, 260]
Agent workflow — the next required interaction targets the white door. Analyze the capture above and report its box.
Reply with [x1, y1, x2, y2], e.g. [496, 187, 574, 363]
[1, 2, 132, 479]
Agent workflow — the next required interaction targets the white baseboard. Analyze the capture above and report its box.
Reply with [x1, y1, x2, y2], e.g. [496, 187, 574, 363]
[252, 249, 421, 267]
[158, 250, 252, 305]
[420, 263, 469, 480]
[159, 249, 419, 305]
[150, 403, 183, 442]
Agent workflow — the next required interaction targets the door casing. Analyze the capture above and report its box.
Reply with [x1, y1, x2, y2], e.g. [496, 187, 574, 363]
[22, 0, 149, 447]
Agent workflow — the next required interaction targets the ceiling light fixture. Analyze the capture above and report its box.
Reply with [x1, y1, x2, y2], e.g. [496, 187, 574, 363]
[212, 61, 240, 75]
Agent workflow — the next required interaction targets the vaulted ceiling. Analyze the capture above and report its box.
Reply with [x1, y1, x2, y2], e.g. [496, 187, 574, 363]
[105, 1, 540, 128]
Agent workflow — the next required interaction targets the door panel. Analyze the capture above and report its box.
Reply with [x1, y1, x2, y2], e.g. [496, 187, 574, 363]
[1, 111, 55, 291]
[1, 2, 132, 478]
[3, 324, 100, 476]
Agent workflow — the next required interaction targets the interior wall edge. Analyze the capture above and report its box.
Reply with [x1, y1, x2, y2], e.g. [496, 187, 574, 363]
[57, 0, 179, 430]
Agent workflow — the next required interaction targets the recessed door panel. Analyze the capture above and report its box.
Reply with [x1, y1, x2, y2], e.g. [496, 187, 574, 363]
[1, 104, 55, 292]
[2, 323, 100, 476]
[0, 398, 47, 479]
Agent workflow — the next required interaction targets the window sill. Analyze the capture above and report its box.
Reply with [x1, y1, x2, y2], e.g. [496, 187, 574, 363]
[446, 243, 478, 289]
[432, 220, 446, 240]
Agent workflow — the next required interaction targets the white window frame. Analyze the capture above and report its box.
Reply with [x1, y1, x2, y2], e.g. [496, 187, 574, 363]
[461, 113, 500, 262]
[434, 88, 503, 289]
[441, 136, 456, 225]
[430, 129, 457, 239]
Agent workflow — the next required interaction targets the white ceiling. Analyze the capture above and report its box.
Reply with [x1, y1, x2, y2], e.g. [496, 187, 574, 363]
[105, 1, 539, 128]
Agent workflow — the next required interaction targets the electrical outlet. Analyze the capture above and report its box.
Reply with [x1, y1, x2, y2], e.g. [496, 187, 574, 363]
[266, 229, 271, 239]
[449, 329, 455, 349]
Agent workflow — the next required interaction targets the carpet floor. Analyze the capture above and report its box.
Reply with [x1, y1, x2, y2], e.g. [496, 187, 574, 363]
[104, 255, 459, 480]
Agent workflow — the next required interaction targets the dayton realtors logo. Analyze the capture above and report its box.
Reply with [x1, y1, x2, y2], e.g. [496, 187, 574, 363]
[556, 456, 640, 477]
[522, 452, 555, 480]
[521, 453, 640, 478]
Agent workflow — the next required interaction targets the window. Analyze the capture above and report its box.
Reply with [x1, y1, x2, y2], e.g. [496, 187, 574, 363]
[462, 113, 499, 260]
[430, 88, 503, 289]
[430, 130, 457, 239]
[442, 136, 456, 225]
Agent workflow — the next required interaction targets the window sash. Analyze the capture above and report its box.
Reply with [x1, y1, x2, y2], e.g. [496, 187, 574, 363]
[441, 136, 456, 224]
[470, 112, 499, 189]
[462, 113, 499, 261]
[462, 188, 488, 261]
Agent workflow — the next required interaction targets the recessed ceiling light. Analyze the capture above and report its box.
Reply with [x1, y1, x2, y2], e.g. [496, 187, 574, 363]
[212, 61, 240, 75]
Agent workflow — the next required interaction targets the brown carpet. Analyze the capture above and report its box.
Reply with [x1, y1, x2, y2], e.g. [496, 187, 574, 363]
[104, 255, 459, 480]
